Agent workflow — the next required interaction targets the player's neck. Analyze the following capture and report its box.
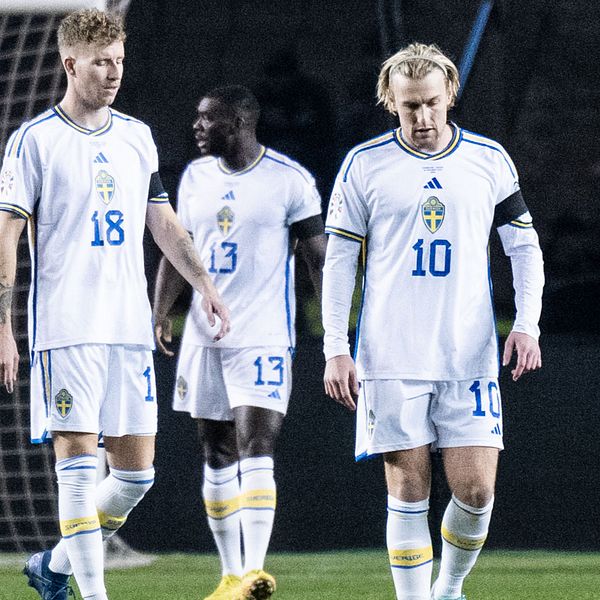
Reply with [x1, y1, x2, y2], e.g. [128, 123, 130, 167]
[59, 93, 111, 131]
[220, 139, 263, 172]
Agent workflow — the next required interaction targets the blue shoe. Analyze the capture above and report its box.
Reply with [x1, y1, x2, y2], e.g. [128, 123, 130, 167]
[23, 551, 74, 600]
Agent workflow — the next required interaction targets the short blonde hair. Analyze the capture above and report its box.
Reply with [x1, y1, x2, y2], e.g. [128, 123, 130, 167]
[377, 42, 460, 114]
[57, 8, 126, 53]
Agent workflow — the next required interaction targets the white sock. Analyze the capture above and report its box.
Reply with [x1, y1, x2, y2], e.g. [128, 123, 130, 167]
[203, 463, 242, 577]
[239, 456, 276, 573]
[96, 466, 155, 540]
[434, 495, 494, 599]
[387, 496, 432, 600]
[55, 455, 105, 598]
[49, 466, 154, 576]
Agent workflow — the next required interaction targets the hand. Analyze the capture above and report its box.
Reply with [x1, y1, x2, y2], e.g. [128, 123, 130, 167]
[0, 329, 19, 393]
[201, 292, 231, 342]
[502, 331, 542, 381]
[154, 316, 174, 357]
[324, 354, 359, 411]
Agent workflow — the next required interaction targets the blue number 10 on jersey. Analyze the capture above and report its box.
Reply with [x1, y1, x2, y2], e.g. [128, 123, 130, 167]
[412, 238, 452, 277]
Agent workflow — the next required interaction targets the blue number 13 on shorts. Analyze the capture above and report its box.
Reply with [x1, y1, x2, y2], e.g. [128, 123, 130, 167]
[254, 356, 284, 386]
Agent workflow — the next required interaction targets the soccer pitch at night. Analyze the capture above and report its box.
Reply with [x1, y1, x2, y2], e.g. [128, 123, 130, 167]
[1, 550, 600, 600]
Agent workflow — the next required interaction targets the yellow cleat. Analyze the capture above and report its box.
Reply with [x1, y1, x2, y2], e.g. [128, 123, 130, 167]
[204, 574, 242, 600]
[236, 569, 276, 600]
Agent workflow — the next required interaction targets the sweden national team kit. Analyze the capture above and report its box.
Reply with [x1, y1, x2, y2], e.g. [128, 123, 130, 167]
[323, 123, 544, 458]
[173, 146, 322, 419]
[0, 105, 169, 442]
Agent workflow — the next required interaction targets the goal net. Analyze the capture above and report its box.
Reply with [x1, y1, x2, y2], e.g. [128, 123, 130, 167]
[0, 0, 149, 566]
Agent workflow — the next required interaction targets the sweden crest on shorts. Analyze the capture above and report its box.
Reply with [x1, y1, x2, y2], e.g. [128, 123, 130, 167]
[95, 170, 115, 205]
[217, 206, 234, 235]
[55, 389, 73, 418]
[176, 376, 188, 400]
[422, 196, 445, 233]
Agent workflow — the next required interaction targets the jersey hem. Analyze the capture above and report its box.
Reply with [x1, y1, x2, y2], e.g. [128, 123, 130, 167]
[357, 371, 501, 381]
[32, 339, 155, 352]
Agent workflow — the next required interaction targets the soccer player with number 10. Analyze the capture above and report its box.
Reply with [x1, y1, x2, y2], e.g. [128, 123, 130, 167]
[322, 43, 544, 600]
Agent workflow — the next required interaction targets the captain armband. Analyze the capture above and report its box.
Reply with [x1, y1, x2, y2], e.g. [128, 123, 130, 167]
[493, 190, 531, 229]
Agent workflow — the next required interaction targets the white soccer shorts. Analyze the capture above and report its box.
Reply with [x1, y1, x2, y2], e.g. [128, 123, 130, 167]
[30, 344, 157, 443]
[355, 378, 504, 460]
[173, 344, 293, 420]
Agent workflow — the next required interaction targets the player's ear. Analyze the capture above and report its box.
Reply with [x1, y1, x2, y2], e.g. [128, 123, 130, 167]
[63, 56, 76, 77]
[234, 115, 245, 130]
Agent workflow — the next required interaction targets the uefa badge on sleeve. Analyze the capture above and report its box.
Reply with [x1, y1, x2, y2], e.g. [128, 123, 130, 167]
[54, 389, 73, 419]
[0, 168, 14, 201]
[328, 192, 343, 220]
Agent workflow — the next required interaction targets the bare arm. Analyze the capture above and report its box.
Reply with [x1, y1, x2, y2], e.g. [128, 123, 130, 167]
[296, 232, 327, 300]
[0, 212, 26, 392]
[152, 256, 189, 356]
[146, 202, 230, 341]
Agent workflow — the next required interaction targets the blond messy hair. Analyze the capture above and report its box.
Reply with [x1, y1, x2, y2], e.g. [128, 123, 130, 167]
[57, 8, 126, 53]
[377, 42, 460, 114]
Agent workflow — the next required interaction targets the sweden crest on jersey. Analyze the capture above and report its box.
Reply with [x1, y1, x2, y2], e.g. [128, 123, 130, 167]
[217, 206, 235, 235]
[95, 170, 115, 205]
[422, 196, 445, 233]
[55, 388, 73, 418]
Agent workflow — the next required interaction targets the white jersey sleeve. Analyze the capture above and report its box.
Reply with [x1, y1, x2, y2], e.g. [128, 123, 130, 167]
[286, 164, 322, 226]
[324, 151, 369, 242]
[322, 233, 361, 359]
[497, 212, 544, 339]
[0, 118, 45, 218]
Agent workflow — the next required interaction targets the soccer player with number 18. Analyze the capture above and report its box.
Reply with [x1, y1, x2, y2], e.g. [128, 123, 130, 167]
[0, 9, 229, 600]
[322, 43, 544, 600]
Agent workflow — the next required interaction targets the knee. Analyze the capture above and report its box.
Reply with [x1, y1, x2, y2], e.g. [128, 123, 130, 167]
[452, 481, 494, 509]
[204, 443, 238, 469]
[237, 437, 275, 460]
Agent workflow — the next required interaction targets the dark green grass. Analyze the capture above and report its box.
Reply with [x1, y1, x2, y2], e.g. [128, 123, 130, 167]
[1, 550, 599, 600]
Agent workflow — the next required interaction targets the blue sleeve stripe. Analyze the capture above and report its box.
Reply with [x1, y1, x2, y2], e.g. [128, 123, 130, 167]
[12, 113, 57, 158]
[264, 153, 311, 183]
[342, 134, 395, 181]
[461, 132, 516, 177]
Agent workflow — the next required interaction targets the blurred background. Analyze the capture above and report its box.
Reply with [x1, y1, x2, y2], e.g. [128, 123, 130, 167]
[1, 0, 599, 558]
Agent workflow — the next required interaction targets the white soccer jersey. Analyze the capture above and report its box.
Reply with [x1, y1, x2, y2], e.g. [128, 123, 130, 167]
[324, 124, 543, 381]
[177, 146, 321, 348]
[0, 106, 168, 351]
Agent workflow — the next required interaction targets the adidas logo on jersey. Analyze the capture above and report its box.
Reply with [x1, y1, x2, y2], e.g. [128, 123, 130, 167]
[221, 190, 235, 201]
[268, 390, 281, 400]
[423, 177, 442, 189]
[93, 152, 109, 164]
[491, 424, 502, 436]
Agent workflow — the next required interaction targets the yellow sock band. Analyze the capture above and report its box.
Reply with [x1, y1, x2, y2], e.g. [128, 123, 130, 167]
[204, 496, 241, 520]
[389, 546, 433, 569]
[241, 489, 276, 510]
[442, 525, 487, 551]
[60, 515, 100, 538]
